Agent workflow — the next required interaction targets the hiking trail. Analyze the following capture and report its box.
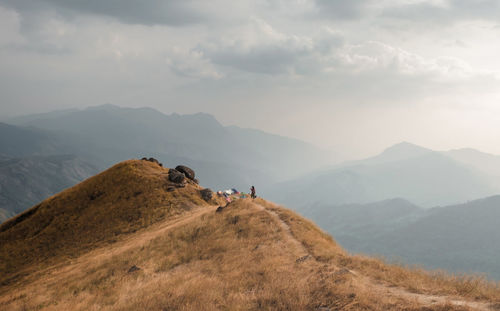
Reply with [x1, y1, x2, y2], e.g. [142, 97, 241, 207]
[252, 201, 496, 311]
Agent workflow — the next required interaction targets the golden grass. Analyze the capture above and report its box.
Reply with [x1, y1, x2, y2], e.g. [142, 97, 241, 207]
[258, 199, 500, 305]
[0, 160, 219, 289]
[1, 161, 498, 310]
[0, 198, 488, 310]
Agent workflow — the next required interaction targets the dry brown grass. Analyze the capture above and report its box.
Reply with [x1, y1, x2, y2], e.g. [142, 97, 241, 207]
[258, 199, 500, 306]
[0, 160, 220, 290]
[1, 162, 498, 310]
[0, 198, 489, 311]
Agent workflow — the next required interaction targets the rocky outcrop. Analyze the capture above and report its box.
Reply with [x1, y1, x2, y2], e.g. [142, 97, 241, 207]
[175, 165, 195, 180]
[141, 157, 162, 167]
[200, 188, 213, 201]
[168, 169, 185, 183]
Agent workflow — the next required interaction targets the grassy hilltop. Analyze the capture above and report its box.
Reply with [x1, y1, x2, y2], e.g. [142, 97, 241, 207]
[1, 160, 499, 310]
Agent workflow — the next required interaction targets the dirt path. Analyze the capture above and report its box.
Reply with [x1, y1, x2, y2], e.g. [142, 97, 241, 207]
[79, 205, 217, 263]
[351, 270, 495, 311]
[252, 201, 495, 311]
[254, 203, 310, 260]
[382, 285, 494, 310]
[34, 205, 218, 285]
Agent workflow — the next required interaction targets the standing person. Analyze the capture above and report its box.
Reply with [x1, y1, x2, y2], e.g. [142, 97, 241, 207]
[250, 186, 256, 199]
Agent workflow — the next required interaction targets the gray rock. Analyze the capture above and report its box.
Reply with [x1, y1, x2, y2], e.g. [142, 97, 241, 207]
[141, 157, 162, 167]
[168, 169, 185, 183]
[175, 165, 195, 180]
[200, 188, 213, 201]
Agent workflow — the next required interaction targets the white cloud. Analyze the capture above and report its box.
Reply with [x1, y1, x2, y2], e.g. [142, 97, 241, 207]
[336, 41, 479, 80]
[198, 18, 317, 75]
[166, 47, 222, 80]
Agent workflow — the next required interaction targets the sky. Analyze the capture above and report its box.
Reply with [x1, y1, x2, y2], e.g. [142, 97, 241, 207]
[1, 0, 500, 159]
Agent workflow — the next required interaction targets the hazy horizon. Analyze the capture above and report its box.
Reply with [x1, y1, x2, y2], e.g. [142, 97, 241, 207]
[4, 103, 500, 163]
[1, 0, 500, 159]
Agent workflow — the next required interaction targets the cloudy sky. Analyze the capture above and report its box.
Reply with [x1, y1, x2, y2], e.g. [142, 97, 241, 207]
[1, 0, 500, 159]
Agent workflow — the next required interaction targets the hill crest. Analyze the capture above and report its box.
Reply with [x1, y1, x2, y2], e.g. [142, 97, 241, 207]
[0, 159, 219, 284]
[1, 160, 500, 310]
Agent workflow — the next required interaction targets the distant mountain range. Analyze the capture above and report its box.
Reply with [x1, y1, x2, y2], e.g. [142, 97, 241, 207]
[0, 105, 331, 222]
[267, 141, 500, 278]
[4, 106, 500, 280]
[375, 195, 500, 278]
[269, 142, 500, 209]
[302, 195, 500, 279]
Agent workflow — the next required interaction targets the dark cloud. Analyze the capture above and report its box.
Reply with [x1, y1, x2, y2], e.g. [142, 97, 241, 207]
[0, 0, 203, 26]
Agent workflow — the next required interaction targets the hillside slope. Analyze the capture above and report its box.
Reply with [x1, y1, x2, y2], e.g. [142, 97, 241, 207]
[1, 160, 499, 310]
[0, 159, 213, 283]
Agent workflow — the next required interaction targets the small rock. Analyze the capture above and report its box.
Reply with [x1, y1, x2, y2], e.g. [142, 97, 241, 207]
[200, 188, 213, 201]
[175, 165, 195, 180]
[166, 187, 175, 192]
[333, 268, 352, 276]
[168, 169, 185, 183]
[141, 157, 163, 167]
[296, 255, 310, 263]
[216, 206, 225, 213]
[128, 265, 140, 273]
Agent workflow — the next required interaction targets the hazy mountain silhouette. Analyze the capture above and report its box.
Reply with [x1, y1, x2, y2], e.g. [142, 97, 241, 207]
[353, 141, 434, 165]
[0, 122, 73, 157]
[1, 105, 330, 221]
[8, 105, 330, 185]
[270, 142, 500, 209]
[446, 148, 500, 186]
[300, 198, 424, 249]
[362, 195, 500, 279]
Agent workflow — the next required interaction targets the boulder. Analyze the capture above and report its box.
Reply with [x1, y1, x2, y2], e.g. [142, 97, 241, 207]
[168, 169, 185, 183]
[141, 157, 162, 167]
[200, 188, 213, 201]
[175, 165, 195, 180]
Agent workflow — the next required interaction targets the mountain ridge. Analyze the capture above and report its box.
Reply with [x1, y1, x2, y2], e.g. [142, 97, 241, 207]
[0, 105, 331, 222]
[269, 141, 500, 208]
